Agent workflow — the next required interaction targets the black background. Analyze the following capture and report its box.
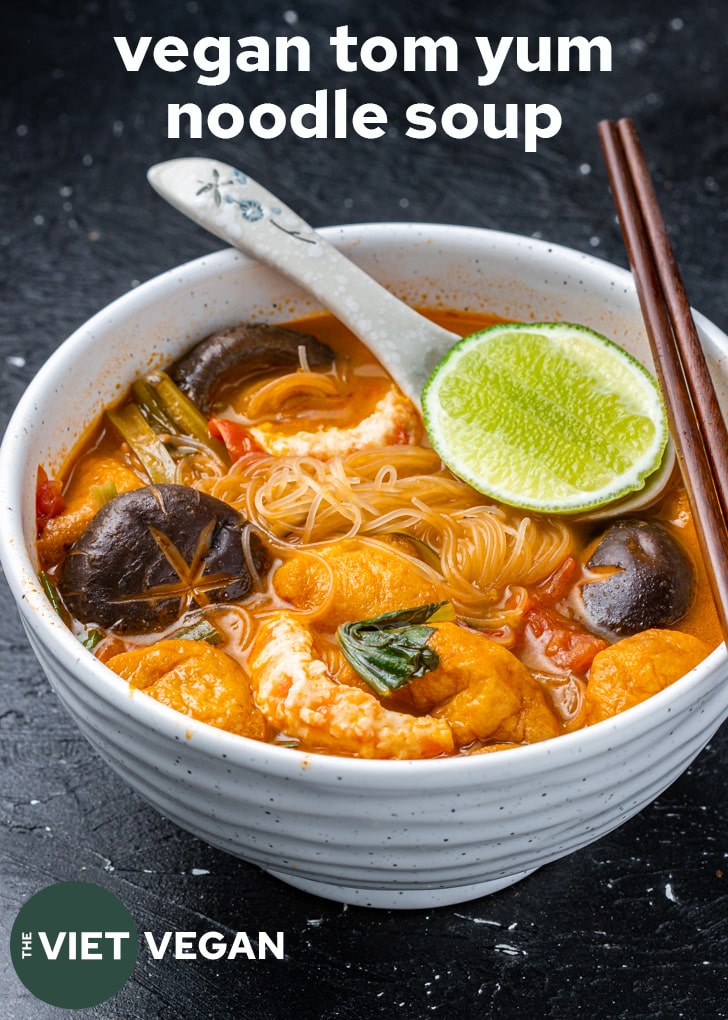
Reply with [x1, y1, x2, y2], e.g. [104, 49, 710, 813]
[2, 1, 727, 1017]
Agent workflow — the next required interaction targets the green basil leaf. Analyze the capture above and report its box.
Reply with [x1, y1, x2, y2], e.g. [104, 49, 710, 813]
[337, 601, 453, 697]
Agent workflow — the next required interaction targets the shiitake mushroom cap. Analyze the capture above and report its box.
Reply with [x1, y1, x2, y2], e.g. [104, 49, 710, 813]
[169, 323, 335, 413]
[58, 484, 270, 634]
[580, 519, 696, 639]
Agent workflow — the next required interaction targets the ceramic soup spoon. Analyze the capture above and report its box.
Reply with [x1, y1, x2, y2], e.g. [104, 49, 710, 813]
[147, 157, 457, 408]
[146, 157, 674, 514]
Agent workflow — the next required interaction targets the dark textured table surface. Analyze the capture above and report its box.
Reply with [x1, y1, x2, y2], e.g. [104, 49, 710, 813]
[2, 2, 727, 1017]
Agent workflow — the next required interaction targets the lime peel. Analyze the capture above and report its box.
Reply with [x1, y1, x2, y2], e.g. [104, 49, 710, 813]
[422, 322, 669, 514]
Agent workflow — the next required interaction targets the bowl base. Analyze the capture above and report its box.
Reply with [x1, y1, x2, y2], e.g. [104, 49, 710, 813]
[265, 867, 537, 909]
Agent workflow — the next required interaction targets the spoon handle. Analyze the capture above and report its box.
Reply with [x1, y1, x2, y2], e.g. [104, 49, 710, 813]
[147, 157, 458, 406]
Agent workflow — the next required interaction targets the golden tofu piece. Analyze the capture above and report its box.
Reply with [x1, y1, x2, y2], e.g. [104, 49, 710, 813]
[410, 623, 561, 747]
[108, 638, 267, 740]
[585, 628, 710, 724]
[273, 539, 444, 629]
[38, 455, 142, 565]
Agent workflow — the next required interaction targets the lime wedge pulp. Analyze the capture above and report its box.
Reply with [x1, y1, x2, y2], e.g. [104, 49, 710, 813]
[422, 322, 669, 514]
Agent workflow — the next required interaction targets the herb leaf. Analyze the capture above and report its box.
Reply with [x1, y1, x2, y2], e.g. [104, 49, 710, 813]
[80, 628, 104, 651]
[336, 602, 454, 697]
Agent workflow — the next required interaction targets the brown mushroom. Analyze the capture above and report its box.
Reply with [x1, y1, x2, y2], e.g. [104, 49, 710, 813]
[580, 519, 696, 639]
[169, 323, 335, 413]
[58, 484, 270, 634]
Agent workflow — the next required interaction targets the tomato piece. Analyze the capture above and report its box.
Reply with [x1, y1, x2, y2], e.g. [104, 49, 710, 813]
[208, 418, 265, 461]
[533, 555, 579, 604]
[522, 603, 606, 676]
[36, 466, 66, 536]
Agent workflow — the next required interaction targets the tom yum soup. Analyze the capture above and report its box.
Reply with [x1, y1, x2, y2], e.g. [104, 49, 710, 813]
[36, 310, 720, 760]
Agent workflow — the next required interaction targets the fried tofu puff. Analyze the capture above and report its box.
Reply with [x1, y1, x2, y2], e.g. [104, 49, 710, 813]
[37, 455, 142, 565]
[273, 538, 445, 630]
[108, 639, 267, 739]
[585, 628, 710, 724]
[408, 623, 562, 746]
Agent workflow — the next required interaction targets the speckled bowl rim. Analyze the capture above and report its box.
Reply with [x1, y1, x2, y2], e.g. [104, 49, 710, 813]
[2, 222, 727, 788]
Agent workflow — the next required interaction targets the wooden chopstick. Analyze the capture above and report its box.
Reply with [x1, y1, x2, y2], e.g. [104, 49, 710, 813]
[598, 117, 728, 642]
[615, 119, 728, 512]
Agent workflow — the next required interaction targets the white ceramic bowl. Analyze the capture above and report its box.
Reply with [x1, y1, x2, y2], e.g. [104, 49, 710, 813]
[3, 224, 728, 909]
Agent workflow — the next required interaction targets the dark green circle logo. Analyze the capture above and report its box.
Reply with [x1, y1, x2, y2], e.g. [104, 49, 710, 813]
[10, 881, 138, 1009]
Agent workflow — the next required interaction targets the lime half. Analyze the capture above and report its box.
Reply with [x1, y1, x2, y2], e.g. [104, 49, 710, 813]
[422, 322, 668, 514]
